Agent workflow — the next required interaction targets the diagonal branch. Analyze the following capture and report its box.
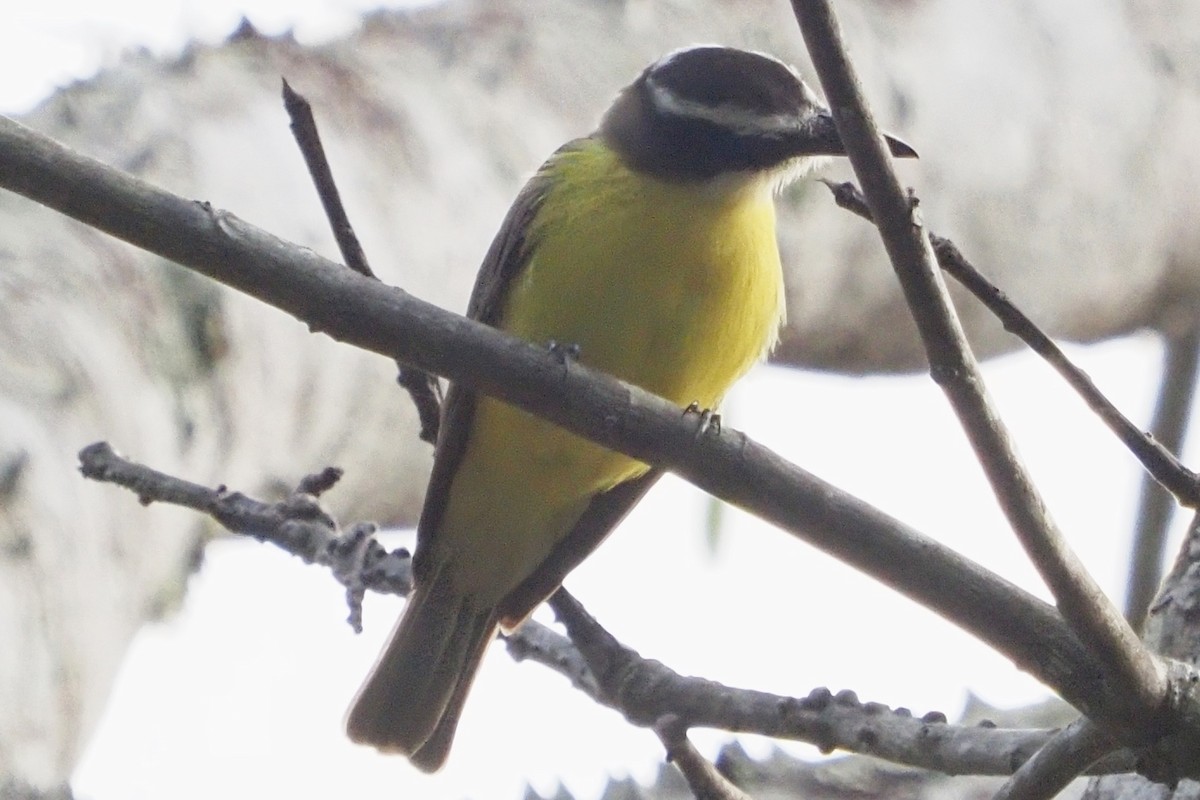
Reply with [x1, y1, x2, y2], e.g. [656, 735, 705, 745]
[282, 78, 375, 279]
[994, 717, 1117, 800]
[821, 179, 1200, 513]
[1125, 328, 1200, 627]
[546, 588, 1138, 778]
[79, 441, 1145, 779]
[654, 716, 754, 800]
[790, 0, 1168, 741]
[77, 441, 408, 632]
[0, 112, 1163, 756]
[282, 78, 443, 444]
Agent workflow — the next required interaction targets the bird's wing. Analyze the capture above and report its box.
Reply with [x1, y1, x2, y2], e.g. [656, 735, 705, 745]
[414, 136, 665, 614]
[497, 468, 664, 625]
[413, 139, 578, 581]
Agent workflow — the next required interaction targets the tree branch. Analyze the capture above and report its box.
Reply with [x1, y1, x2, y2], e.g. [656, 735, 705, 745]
[994, 717, 1116, 800]
[282, 78, 443, 444]
[76, 439, 591, 686]
[281, 78, 375, 280]
[77, 441, 407, 632]
[821, 179, 1200, 514]
[0, 108, 1189, 771]
[80, 441, 1144, 778]
[547, 588, 1142, 778]
[790, 0, 1168, 742]
[1125, 328, 1200, 627]
[654, 716, 755, 800]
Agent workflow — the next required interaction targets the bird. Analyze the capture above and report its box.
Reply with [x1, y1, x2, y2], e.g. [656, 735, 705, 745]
[345, 44, 917, 772]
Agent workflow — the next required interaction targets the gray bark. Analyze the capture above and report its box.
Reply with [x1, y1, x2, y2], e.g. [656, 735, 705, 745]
[2, 0, 1199, 790]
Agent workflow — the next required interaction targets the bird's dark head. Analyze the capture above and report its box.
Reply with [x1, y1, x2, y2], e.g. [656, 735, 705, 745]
[599, 46, 916, 183]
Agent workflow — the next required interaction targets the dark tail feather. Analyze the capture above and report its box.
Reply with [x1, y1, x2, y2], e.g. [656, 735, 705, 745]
[409, 621, 494, 772]
[345, 573, 497, 770]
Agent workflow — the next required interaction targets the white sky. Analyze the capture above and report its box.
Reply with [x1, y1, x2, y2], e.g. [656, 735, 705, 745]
[1, 0, 430, 113]
[69, 338, 1173, 800]
[2, 4, 1188, 800]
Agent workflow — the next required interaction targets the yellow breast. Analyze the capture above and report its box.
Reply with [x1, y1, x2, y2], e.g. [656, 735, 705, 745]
[437, 140, 787, 602]
[509, 140, 786, 409]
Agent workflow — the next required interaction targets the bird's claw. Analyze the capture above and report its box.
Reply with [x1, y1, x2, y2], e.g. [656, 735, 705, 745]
[547, 340, 581, 363]
[683, 402, 721, 439]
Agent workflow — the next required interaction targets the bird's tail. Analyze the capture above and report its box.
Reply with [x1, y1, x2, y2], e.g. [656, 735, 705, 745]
[345, 571, 497, 772]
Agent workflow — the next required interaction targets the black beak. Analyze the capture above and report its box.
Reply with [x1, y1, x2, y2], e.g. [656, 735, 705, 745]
[800, 111, 918, 159]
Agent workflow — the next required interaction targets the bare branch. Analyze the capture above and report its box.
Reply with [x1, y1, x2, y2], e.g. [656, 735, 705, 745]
[395, 367, 443, 445]
[281, 78, 375, 279]
[77, 441, 408, 632]
[545, 589, 1135, 778]
[1127, 512, 1200, 787]
[0, 111, 1163, 757]
[790, 0, 1168, 739]
[282, 79, 443, 443]
[820, 182, 1200, 783]
[77, 442, 1151, 779]
[75, 440, 581, 677]
[504, 617, 601, 699]
[654, 715, 754, 800]
[995, 717, 1117, 800]
[821, 179, 1200, 514]
[1125, 329, 1200, 627]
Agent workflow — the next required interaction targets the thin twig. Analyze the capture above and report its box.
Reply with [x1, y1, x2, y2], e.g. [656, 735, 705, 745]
[544, 589, 1138, 776]
[1126, 328, 1200, 627]
[654, 715, 754, 800]
[791, 0, 1168, 739]
[281, 79, 374, 278]
[0, 112, 1156, 743]
[76, 441, 1148, 777]
[993, 717, 1117, 800]
[282, 79, 443, 443]
[937, 243, 1200, 509]
[503, 618, 601, 698]
[396, 367, 443, 444]
[77, 441, 407, 632]
[822, 179, 1200, 513]
[74, 440, 577, 666]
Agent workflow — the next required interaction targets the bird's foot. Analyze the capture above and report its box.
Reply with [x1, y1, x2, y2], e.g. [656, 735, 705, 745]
[547, 340, 581, 363]
[683, 402, 721, 439]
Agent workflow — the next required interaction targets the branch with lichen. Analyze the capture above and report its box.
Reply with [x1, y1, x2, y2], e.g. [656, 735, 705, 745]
[74, 440, 1141, 781]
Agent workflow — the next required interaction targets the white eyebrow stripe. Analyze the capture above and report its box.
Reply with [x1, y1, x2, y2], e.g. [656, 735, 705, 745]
[644, 75, 815, 137]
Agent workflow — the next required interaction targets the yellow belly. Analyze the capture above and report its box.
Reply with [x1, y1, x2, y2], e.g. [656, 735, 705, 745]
[438, 141, 786, 602]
